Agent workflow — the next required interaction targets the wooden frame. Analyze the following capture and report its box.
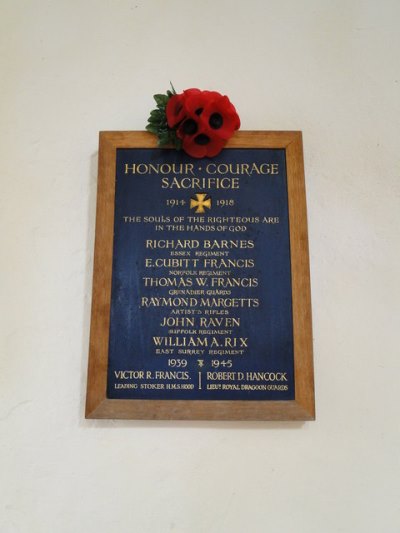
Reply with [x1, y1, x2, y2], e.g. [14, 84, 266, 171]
[85, 131, 315, 420]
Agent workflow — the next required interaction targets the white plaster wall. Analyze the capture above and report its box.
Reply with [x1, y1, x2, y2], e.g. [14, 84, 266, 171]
[1, 1, 399, 532]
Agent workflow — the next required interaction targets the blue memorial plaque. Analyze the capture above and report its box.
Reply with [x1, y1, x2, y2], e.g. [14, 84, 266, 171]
[107, 147, 294, 400]
[86, 132, 314, 420]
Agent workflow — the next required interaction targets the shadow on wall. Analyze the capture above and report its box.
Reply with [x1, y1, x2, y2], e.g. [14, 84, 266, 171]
[79, 150, 99, 423]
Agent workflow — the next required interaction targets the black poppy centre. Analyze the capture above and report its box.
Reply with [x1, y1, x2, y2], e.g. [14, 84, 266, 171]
[182, 119, 198, 135]
[194, 134, 210, 145]
[209, 113, 223, 129]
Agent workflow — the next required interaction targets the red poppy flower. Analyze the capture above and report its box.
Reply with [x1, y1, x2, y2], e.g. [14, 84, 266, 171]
[166, 88, 201, 127]
[166, 89, 240, 158]
[180, 129, 226, 158]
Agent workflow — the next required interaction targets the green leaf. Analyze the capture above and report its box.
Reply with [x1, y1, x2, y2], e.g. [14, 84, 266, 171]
[147, 114, 159, 122]
[154, 94, 169, 106]
[147, 116, 161, 125]
[146, 85, 181, 148]
[158, 131, 170, 146]
[150, 109, 163, 118]
[146, 124, 159, 134]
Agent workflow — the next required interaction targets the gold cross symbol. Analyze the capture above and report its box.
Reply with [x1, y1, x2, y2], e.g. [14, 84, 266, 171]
[190, 193, 212, 214]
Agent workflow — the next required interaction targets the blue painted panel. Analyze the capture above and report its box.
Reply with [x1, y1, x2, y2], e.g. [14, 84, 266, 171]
[107, 148, 294, 400]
